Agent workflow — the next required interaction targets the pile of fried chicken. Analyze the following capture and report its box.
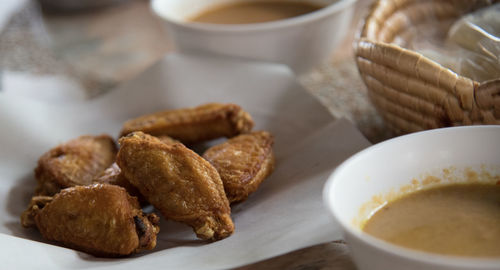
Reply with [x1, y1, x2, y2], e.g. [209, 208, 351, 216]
[20, 103, 275, 257]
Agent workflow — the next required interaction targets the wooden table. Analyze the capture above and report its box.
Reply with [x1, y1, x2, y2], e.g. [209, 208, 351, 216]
[0, 0, 389, 268]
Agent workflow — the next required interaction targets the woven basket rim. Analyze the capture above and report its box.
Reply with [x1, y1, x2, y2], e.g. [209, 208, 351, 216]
[356, 0, 500, 86]
[354, 0, 500, 134]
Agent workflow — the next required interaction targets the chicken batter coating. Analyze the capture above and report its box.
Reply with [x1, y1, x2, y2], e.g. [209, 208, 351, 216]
[119, 103, 254, 144]
[21, 184, 159, 257]
[203, 131, 275, 203]
[117, 132, 234, 241]
[34, 135, 117, 196]
[93, 163, 146, 204]
[93, 134, 180, 202]
[157, 135, 181, 145]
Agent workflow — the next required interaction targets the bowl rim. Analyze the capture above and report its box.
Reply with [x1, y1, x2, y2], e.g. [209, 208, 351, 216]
[323, 125, 500, 268]
[151, 0, 357, 32]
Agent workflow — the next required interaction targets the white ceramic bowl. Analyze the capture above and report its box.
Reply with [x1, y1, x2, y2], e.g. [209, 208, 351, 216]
[324, 126, 500, 270]
[151, 0, 356, 74]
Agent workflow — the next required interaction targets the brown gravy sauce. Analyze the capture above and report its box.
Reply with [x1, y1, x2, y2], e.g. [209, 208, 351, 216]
[190, 1, 324, 24]
[363, 183, 500, 257]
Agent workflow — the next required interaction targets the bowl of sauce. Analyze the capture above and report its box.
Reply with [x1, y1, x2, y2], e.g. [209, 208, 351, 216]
[323, 126, 500, 270]
[189, 1, 324, 24]
[364, 183, 500, 258]
[151, 0, 356, 74]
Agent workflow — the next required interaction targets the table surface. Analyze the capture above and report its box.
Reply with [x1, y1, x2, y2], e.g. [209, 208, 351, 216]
[0, 0, 392, 268]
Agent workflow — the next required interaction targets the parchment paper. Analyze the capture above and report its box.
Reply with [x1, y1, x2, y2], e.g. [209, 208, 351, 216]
[0, 53, 370, 269]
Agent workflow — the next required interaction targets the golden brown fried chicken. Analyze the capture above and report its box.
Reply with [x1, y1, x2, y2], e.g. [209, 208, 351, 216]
[93, 135, 179, 203]
[203, 131, 275, 203]
[93, 163, 145, 203]
[34, 135, 117, 196]
[117, 132, 234, 241]
[119, 103, 254, 144]
[21, 184, 159, 257]
[157, 135, 181, 145]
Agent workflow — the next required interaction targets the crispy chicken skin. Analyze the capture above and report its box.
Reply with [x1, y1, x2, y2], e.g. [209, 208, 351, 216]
[21, 184, 159, 257]
[93, 163, 145, 203]
[119, 103, 254, 144]
[157, 135, 181, 145]
[117, 132, 234, 241]
[203, 131, 275, 203]
[34, 135, 117, 196]
[93, 135, 179, 202]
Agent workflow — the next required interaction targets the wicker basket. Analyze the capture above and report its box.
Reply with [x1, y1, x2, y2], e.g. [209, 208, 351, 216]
[355, 0, 500, 134]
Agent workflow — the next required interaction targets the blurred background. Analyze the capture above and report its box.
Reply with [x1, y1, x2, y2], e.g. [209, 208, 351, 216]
[0, 0, 390, 142]
[1, 0, 171, 100]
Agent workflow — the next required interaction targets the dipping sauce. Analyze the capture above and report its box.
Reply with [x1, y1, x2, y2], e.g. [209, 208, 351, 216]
[190, 1, 324, 24]
[363, 183, 500, 257]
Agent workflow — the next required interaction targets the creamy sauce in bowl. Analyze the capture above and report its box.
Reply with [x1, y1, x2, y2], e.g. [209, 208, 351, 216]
[190, 1, 324, 24]
[363, 183, 500, 257]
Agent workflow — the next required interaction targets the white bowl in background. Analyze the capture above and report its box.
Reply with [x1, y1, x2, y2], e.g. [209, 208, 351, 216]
[324, 126, 500, 270]
[151, 0, 356, 74]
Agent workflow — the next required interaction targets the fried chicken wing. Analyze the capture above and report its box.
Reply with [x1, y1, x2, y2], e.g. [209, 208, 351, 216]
[203, 131, 275, 203]
[93, 163, 146, 204]
[157, 135, 181, 145]
[35, 135, 117, 196]
[119, 103, 254, 144]
[117, 132, 234, 241]
[93, 135, 179, 203]
[21, 184, 159, 257]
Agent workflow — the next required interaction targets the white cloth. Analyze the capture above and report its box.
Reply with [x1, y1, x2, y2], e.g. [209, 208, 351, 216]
[0, 53, 370, 269]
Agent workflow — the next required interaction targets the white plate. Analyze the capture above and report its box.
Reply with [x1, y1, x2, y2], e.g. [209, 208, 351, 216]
[0, 53, 370, 269]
